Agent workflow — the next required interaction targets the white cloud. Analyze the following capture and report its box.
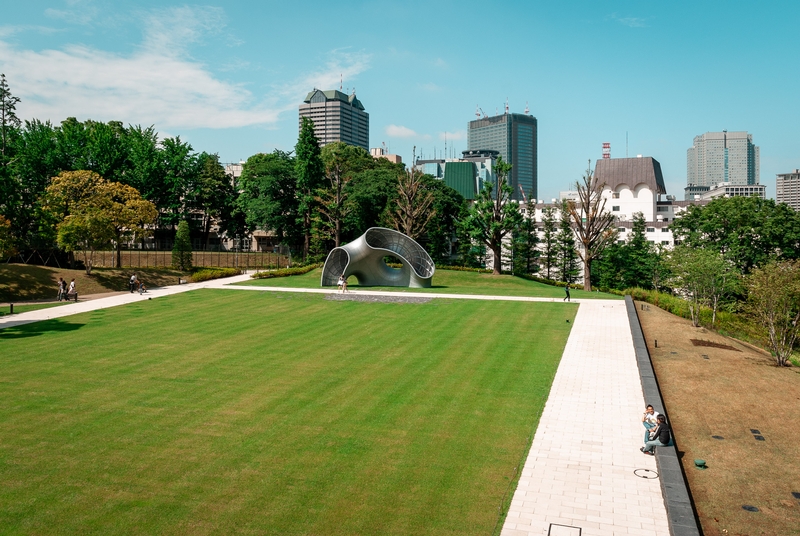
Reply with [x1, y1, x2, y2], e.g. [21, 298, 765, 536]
[439, 130, 466, 141]
[386, 124, 419, 138]
[0, 8, 371, 130]
[608, 14, 648, 28]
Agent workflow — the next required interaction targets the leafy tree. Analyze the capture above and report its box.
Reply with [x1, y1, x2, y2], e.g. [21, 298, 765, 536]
[57, 208, 114, 274]
[0, 73, 21, 165]
[0, 74, 21, 238]
[318, 142, 373, 247]
[423, 176, 465, 264]
[160, 136, 197, 227]
[567, 164, 617, 290]
[342, 164, 398, 242]
[191, 152, 234, 248]
[390, 167, 435, 241]
[122, 125, 164, 202]
[512, 197, 540, 275]
[0, 215, 14, 258]
[592, 238, 624, 290]
[556, 201, 580, 284]
[172, 220, 193, 271]
[670, 196, 800, 273]
[539, 206, 558, 279]
[461, 156, 522, 275]
[295, 117, 325, 260]
[237, 151, 299, 246]
[621, 212, 656, 288]
[747, 260, 800, 367]
[101, 181, 158, 267]
[667, 246, 739, 327]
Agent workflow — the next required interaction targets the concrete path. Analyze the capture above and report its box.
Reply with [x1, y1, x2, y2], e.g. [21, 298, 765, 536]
[501, 299, 670, 536]
[1, 276, 670, 536]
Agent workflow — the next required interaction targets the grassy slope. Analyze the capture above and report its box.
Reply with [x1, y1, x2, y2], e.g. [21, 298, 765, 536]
[0, 290, 577, 535]
[0, 265, 186, 302]
[243, 268, 622, 300]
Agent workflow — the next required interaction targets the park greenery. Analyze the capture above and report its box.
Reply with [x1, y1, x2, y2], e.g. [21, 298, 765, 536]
[1, 72, 799, 359]
[0, 290, 576, 534]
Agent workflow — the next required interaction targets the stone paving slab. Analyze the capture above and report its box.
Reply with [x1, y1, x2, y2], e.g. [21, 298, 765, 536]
[501, 300, 670, 536]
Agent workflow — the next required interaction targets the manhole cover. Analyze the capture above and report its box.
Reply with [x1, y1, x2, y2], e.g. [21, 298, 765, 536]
[742, 505, 759, 512]
[712, 435, 724, 440]
[634, 468, 658, 479]
[548, 524, 581, 536]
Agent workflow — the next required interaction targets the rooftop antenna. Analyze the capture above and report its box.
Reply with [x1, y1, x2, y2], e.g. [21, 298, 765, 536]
[340, 74, 342, 91]
[524, 101, 530, 115]
[444, 132, 447, 159]
[505, 98, 509, 114]
[626, 131, 628, 158]
[475, 105, 481, 119]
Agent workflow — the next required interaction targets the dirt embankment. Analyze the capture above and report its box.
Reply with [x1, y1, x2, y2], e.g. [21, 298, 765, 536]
[636, 301, 800, 536]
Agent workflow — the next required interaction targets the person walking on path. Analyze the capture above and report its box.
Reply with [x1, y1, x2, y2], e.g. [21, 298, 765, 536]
[642, 404, 660, 445]
[342, 276, 348, 293]
[57, 278, 65, 301]
[337, 275, 344, 293]
[641, 414, 671, 455]
[564, 285, 570, 302]
[130, 273, 138, 293]
[67, 279, 77, 302]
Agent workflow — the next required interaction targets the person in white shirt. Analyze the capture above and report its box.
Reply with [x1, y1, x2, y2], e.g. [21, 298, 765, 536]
[642, 404, 660, 445]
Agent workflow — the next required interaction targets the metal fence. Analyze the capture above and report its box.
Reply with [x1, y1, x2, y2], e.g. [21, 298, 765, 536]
[4, 250, 291, 270]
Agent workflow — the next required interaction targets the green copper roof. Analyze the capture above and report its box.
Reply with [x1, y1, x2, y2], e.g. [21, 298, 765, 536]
[443, 162, 477, 200]
[304, 89, 365, 110]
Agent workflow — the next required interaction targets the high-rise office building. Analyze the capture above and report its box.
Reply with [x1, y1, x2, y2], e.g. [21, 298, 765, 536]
[467, 112, 537, 201]
[299, 89, 369, 150]
[685, 131, 759, 200]
[776, 169, 800, 211]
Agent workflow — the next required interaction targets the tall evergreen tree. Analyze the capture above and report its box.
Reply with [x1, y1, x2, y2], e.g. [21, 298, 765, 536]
[540, 206, 558, 279]
[556, 201, 580, 284]
[622, 212, 656, 288]
[294, 117, 324, 259]
[511, 196, 540, 275]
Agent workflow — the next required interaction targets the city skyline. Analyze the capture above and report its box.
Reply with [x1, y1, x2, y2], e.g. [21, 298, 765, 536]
[1, 1, 798, 202]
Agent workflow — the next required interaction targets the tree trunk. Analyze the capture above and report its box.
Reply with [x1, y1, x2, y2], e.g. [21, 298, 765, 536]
[583, 256, 592, 291]
[335, 219, 341, 248]
[115, 231, 122, 269]
[204, 215, 211, 250]
[491, 242, 502, 275]
[303, 211, 311, 261]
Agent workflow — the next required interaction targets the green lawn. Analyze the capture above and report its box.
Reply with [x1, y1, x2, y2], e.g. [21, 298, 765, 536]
[0, 289, 576, 535]
[0, 301, 72, 317]
[241, 267, 621, 300]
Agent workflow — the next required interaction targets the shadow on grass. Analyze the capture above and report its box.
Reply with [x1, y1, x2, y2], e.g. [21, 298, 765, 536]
[0, 265, 58, 302]
[0, 319, 85, 339]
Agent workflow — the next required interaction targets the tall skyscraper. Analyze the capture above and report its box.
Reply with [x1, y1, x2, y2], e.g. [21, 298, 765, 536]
[776, 169, 800, 211]
[299, 89, 369, 150]
[686, 131, 759, 199]
[467, 112, 537, 201]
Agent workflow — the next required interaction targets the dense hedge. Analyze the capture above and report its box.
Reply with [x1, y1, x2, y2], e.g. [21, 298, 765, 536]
[515, 273, 585, 290]
[436, 265, 493, 273]
[191, 267, 243, 282]
[250, 263, 322, 279]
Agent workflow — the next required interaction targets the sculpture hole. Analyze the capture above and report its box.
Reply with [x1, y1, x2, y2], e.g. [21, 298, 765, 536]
[383, 255, 403, 269]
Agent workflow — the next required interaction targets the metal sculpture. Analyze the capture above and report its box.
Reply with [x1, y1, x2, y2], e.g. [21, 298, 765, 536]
[321, 227, 435, 288]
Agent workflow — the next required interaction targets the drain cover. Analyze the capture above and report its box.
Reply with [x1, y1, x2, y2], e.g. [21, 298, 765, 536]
[634, 468, 658, 479]
[754, 435, 765, 441]
[548, 524, 581, 536]
[712, 435, 724, 440]
[750, 429, 761, 434]
[742, 505, 759, 512]
[792, 492, 800, 500]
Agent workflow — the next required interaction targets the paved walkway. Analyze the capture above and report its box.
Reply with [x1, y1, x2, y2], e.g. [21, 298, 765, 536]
[501, 299, 669, 536]
[0, 276, 670, 535]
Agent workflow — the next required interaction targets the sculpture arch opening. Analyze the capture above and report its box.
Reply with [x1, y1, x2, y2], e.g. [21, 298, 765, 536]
[321, 227, 435, 288]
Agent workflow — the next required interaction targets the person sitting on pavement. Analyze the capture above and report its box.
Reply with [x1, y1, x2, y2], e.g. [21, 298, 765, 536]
[642, 404, 660, 445]
[139, 281, 147, 294]
[641, 414, 670, 455]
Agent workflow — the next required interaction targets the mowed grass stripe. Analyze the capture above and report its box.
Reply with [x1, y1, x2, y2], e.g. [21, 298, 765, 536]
[0, 290, 576, 535]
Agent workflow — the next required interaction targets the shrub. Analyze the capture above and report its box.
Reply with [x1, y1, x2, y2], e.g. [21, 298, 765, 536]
[251, 264, 322, 280]
[436, 265, 493, 274]
[172, 221, 192, 271]
[191, 267, 242, 282]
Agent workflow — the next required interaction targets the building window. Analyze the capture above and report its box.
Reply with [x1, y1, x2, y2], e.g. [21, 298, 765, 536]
[618, 227, 626, 232]
[612, 206, 620, 211]
[661, 241, 670, 245]
[662, 228, 670, 232]
[656, 206, 669, 212]
[646, 227, 655, 233]
[612, 193, 620, 199]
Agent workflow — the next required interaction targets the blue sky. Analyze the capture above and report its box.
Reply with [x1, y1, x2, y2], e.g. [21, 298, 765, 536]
[2, 0, 798, 201]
